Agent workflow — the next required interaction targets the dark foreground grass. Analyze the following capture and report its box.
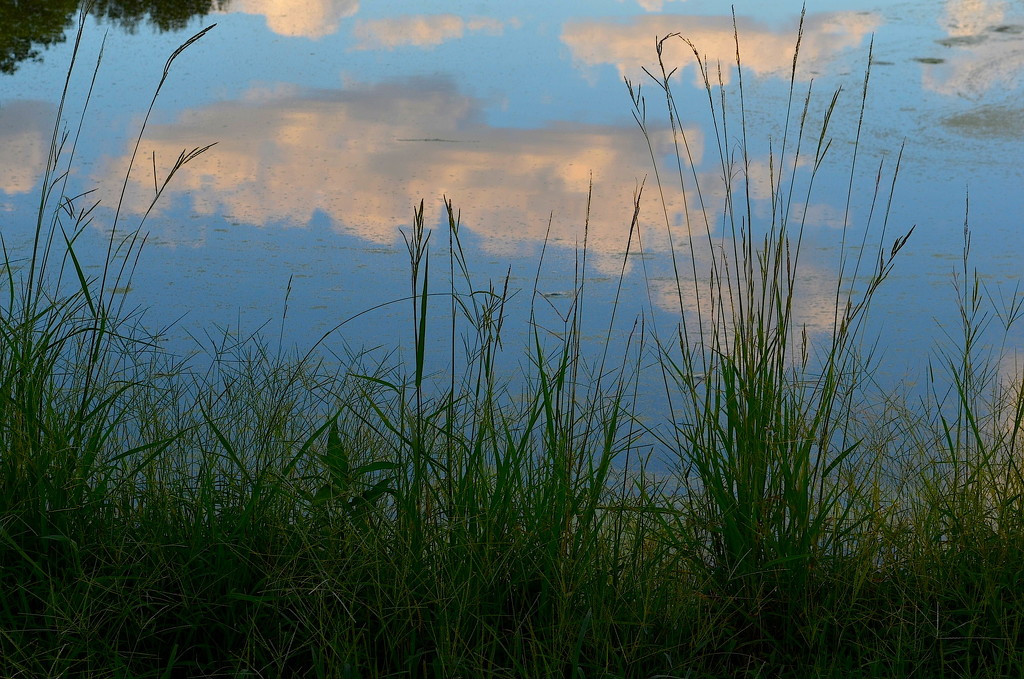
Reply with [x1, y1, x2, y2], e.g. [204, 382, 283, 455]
[3, 10, 1024, 678]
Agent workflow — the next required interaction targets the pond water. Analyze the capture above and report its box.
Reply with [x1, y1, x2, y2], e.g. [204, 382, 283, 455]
[2, 0, 1023, 414]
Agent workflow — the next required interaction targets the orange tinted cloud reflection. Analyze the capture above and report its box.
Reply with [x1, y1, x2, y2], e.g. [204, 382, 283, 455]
[351, 15, 509, 50]
[0, 101, 51, 195]
[229, 0, 359, 39]
[100, 78, 712, 273]
[562, 12, 880, 85]
[624, 0, 689, 12]
[923, 0, 1024, 100]
[651, 248, 848, 349]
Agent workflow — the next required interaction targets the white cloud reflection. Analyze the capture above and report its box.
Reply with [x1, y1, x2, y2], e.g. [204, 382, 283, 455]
[351, 15, 508, 50]
[229, 0, 359, 38]
[562, 12, 880, 85]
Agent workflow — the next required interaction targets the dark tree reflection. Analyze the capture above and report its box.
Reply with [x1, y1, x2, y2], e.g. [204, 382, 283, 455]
[0, 1, 79, 74]
[89, 0, 230, 33]
[0, 0, 230, 74]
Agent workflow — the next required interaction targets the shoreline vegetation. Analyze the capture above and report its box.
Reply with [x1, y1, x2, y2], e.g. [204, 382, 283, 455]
[4, 10, 1024, 678]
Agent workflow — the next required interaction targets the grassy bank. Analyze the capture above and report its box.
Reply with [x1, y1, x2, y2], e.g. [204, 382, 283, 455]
[3, 12, 1024, 678]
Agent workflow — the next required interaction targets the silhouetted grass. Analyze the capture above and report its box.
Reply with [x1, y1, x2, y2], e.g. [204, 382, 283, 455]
[3, 8, 1024, 679]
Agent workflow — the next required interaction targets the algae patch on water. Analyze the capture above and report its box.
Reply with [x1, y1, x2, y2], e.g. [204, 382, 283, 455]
[942, 104, 1024, 139]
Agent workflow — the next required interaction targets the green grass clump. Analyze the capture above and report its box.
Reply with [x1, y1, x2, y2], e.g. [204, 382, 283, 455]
[3, 8, 1024, 678]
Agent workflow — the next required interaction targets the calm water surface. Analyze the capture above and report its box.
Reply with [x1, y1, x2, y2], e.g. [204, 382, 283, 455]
[2, 0, 1023, 413]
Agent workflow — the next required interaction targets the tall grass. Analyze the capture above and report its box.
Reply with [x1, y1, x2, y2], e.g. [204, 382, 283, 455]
[0, 6, 209, 577]
[3, 8, 1024, 679]
[629, 13, 916, 652]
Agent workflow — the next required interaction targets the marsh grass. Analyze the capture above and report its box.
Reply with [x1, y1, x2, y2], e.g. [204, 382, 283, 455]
[3, 8, 1024, 679]
[625, 13, 920, 656]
